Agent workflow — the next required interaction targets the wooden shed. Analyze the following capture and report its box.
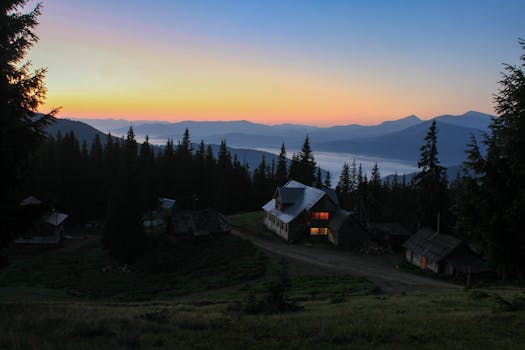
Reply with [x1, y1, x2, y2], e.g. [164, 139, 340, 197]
[402, 228, 489, 275]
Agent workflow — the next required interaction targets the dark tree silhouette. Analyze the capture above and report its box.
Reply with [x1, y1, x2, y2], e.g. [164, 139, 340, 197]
[456, 40, 525, 279]
[295, 135, 316, 186]
[1, 1, 56, 256]
[415, 120, 448, 230]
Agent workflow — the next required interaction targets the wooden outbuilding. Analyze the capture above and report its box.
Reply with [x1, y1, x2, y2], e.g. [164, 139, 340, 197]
[403, 228, 489, 275]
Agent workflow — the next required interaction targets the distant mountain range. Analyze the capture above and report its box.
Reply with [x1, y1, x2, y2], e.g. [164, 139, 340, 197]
[70, 110, 494, 166]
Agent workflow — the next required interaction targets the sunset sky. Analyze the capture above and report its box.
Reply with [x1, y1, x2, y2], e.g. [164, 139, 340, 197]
[27, 0, 525, 126]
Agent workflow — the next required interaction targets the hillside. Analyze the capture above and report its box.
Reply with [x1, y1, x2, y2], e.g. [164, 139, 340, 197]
[45, 118, 108, 145]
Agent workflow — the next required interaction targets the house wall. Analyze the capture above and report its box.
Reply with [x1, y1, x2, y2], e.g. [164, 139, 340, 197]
[263, 212, 289, 240]
[405, 250, 442, 273]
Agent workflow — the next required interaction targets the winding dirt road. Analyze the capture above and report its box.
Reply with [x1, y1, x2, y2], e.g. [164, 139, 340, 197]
[232, 229, 459, 293]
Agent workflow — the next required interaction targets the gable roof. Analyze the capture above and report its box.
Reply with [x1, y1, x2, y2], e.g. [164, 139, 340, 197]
[321, 186, 339, 206]
[262, 180, 331, 224]
[45, 212, 68, 226]
[159, 197, 176, 209]
[20, 196, 42, 206]
[402, 228, 462, 263]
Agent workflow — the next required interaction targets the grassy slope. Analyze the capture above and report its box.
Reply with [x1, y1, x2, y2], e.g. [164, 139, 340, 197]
[1, 212, 525, 349]
[1, 290, 525, 349]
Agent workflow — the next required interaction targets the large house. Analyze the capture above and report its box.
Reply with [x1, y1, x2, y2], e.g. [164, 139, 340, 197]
[262, 180, 366, 246]
[403, 228, 489, 276]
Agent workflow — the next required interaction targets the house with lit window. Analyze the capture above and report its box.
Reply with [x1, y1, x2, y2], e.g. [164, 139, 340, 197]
[262, 180, 365, 246]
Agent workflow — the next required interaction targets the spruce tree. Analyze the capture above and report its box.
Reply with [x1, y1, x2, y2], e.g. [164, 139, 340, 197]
[1, 1, 55, 253]
[323, 171, 332, 188]
[296, 135, 316, 186]
[415, 120, 448, 230]
[456, 40, 525, 278]
[103, 127, 145, 261]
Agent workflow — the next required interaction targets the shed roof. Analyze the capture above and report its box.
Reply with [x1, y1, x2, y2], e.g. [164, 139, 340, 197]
[262, 180, 330, 224]
[402, 228, 462, 263]
[159, 197, 176, 209]
[45, 212, 68, 226]
[20, 196, 42, 206]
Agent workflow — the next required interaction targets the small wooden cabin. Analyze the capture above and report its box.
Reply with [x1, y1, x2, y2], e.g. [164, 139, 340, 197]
[402, 228, 489, 275]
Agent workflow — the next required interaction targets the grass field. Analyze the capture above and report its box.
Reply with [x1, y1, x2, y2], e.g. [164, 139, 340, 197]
[1, 216, 525, 349]
[1, 288, 525, 349]
[229, 211, 268, 235]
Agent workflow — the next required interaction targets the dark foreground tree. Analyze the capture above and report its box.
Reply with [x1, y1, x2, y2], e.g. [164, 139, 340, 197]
[0, 1, 55, 258]
[102, 127, 145, 262]
[456, 40, 525, 279]
[415, 120, 448, 230]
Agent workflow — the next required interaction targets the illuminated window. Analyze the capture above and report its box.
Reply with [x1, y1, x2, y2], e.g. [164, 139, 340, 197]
[310, 227, 329, 236]
[312, 212, 329, 220]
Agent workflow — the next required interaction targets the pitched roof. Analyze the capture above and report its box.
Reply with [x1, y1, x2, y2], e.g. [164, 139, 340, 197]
[159, 197, 176, 209]
[45, 212, 69, 226]
[262, 180, 329, 224]
[321, 186, 339, 206]
[20, 196, 42, 206]
[402, 228, 462, 262]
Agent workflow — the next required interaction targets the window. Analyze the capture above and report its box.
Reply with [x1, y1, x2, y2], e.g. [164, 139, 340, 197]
[310, 227, 329, 236]
[312, 212, 329, 220]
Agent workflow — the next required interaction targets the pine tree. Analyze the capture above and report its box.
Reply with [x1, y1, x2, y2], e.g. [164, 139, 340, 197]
[296, 135, 316, 186]
[275, 143, 288, 185]
[415, 120, 448, 230]
[350, 159, 358, 192]
[337, 162, 351, 194]
[1, 1, 56, 253]
[370, 163, 381, 189]
[288, 153, 300, 180]
[103, 127, 145, 261]
[456, 40, 525, 278]
[323, 171, 332, 188]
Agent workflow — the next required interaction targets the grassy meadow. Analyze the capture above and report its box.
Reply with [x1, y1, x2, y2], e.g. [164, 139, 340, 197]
[1, 215, 525, 349]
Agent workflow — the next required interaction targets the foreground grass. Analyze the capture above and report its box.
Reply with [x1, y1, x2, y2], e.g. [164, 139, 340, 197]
[2, 228, 524, 349]
[0, 235, 268, 301]
[229, 211, 268, 236]
[1, 289, 525, 350]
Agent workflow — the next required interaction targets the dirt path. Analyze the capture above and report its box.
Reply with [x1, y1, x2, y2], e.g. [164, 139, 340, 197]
[231, 229, 459, 293]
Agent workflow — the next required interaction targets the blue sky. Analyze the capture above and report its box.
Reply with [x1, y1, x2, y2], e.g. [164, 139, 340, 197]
[29, 0, 525, 125]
